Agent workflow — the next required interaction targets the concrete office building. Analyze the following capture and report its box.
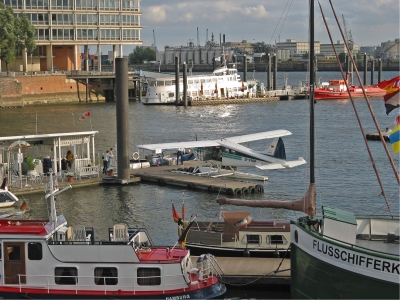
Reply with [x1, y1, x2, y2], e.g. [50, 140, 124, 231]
[1, 0, 142, 72]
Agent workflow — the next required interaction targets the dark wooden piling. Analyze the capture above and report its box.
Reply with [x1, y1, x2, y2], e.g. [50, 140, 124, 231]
[267, 54, 271, 91]
[378, 59, 382, 83]
[370, 60, 375, 85]
[175, 56, 180, 104]
[363, 54, 367, 85]
[273, 54, 277, 90]
[115, 58, 130, 182]
[243, 54, 247, 82]
[183, 62, 188, 107]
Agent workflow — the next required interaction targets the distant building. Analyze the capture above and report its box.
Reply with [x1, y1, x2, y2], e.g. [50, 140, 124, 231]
[1, 0, 143, 72]
[319, 40, 359, 59]
[276, 39, 321, 60]
[381, 39, 400, 60]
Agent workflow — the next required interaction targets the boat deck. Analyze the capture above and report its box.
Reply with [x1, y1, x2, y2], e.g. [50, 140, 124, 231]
[137, 247, 187, 262]
[356, 237, 399, 256]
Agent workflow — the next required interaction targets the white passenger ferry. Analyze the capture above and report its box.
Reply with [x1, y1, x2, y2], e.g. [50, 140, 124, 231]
[143, 63, 257, 105]
[0, 174, 226, 299]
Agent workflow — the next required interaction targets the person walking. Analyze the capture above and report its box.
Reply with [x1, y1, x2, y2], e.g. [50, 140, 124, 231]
[102, 150, 111, 174]
[176, 147, 185, 165]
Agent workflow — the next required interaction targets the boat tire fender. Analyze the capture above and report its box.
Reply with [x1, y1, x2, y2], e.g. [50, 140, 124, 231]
[207, 185, 214, 193]
[234, 188, 242, 196]
[187, 182, 194, 190]
[242, 187, 249, 194]
[132, 152, 139, 160]
[157, 178, 165, 186]
[226, 188, 234, 195]
[248, 186, 256, 194]
[255, 184, 264, 193]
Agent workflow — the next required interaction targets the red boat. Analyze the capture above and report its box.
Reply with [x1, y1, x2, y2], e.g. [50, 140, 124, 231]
[314, 78, 386, 100]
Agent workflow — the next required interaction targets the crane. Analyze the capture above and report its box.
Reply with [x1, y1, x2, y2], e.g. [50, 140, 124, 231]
[152, 29, 157, 52]
[342, 14, 354, 51]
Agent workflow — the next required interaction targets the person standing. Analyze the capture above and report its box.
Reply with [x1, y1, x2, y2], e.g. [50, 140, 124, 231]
[109, 148, 114, 167]
[66, 150, 74, 170]
[102, 150, 110, 174]
[176, 147, 185, 165]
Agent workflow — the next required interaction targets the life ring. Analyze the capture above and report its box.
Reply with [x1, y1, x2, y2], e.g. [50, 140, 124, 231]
[226, 188, 234, 195]
[207, 186, 214, 193]
[187, 182, 194, 190]
[242, 187, 249, 195]
[157, 178, 165, 186]
[132, 152, 140, 160]
[234, 188, 242, 196]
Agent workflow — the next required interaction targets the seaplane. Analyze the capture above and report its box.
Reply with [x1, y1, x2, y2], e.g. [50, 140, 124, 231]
[136, 129, 306, 181]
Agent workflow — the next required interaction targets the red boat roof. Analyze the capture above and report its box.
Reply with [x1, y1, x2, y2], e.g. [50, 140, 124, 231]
[137, 247, 188, 262]
[0, 219, 49, 236]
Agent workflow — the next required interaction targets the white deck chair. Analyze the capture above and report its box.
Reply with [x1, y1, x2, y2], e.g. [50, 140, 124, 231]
[71, 225, 87, 243]
[113, 223, 129, 242]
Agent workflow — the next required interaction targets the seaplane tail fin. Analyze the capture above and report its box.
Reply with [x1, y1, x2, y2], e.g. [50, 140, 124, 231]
[263, 137, 286, 159]
[256, 157, 306, 170]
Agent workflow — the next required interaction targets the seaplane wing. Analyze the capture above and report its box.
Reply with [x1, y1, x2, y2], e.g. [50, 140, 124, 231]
[137, 140, 220, 151]
[255, 157, 307, 170]
[226, 130, 292, 144]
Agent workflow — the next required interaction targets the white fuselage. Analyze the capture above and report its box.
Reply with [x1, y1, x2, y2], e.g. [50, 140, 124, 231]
[143, 66, 257, 104]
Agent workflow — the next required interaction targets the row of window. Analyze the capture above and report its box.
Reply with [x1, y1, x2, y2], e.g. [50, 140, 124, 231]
[16, 13, 139, 26]
[2, 0, 139, 10]
[36, 28, 140, 41]
[242, 234, 289, 245]
[6, 244, 160, 286]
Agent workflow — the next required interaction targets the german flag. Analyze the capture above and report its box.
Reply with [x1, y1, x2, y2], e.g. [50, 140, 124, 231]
[172, 202, 183, 226]
[178, 214, 197, 249]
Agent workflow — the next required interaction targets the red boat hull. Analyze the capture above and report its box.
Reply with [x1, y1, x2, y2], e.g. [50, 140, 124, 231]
[314, 86, 386, 100]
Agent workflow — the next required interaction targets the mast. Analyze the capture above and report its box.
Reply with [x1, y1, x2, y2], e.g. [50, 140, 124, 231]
[309, 0, 315, 185]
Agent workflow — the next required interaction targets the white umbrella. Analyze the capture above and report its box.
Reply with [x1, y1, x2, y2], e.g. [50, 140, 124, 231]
[9, 140, 31, 189]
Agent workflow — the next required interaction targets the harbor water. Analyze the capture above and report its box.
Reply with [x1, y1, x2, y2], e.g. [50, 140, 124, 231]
[0, 71, 398, 298]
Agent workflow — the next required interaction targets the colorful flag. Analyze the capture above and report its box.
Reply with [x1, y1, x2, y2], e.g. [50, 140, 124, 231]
[378, 76, 400, 115]
[20, 201, 28, 210]
[388, 119, 400, 154]
[78, 111, 91, 121]
[178, 217, 196, 249]
[172, 202, 183, 226]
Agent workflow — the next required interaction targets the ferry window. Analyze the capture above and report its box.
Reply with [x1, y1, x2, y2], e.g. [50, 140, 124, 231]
[243, 234, 261, 244]
[206, 79, 211, 82]
[137, 267, 161, 285]
[8, 245, 21, 260]
[55, 267, 78, 285]
[94, 267, 118, 285]
[200, 79, 205, 83]
[267, 235, 288, 245]
[188, 80, 193, 84]
[0, 243, 2, 259]
[194, 79, 199, 83]
[28, 242, 42, 260]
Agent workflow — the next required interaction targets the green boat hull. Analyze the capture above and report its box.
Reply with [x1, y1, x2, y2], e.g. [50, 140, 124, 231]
[291, 243, 400, 299]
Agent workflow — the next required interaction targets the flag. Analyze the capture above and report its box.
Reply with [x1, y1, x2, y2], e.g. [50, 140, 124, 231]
[178, 217, 196, 249]
[78, 111, 91, 121]
[20, 201, 27, 210]
[378, 76, 400, 115]
[388, 120, 400, 154]
[172, 202, 183, 226]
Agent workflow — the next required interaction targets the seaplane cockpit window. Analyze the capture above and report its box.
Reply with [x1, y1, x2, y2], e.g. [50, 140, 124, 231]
[28, 242, 43, 260]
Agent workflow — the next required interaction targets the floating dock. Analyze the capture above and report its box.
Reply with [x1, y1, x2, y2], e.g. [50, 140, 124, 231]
[191, 256, 290, 286]
[129, 161, 265, 196]
[366, 131, 389, 141]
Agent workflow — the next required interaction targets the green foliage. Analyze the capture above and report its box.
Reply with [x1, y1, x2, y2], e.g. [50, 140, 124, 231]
[26, 156, 40, 170]
[0, 4, 36, 70]
[128, 47, 156, 64]
[338, 52, 346, 63]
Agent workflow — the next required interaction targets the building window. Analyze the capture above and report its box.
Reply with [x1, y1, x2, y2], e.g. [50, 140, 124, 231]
[121, 0, 139, 11]
[137, 268, 161, 286]
[28, 243, 42, 260]
[55, 267, 78, 285]
[94, 267, 118, 285]
[122, 29, 139, 40]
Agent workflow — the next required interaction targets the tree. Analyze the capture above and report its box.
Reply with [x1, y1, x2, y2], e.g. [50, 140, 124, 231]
[128, 47, 156, 64]
[338, 52, 346, 63]
[0, 4, 36, 70]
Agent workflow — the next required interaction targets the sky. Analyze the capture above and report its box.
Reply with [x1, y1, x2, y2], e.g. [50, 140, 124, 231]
[137, 0, 400, 52]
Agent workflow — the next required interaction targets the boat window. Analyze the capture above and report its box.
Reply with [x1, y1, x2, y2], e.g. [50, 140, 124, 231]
[137, 267, 161, 285]
[188, 80, 193, 84]
[194, 79, 199, 83]
[242, 234, 261, 245]
[206, 78, 211, 82]
[28, 242, 42, 260]
[200, 79, 205, 83]
[168, 92, 174, 97]
[212, 78, 217, 82]
[55, 267, 78, 285]
[266, 235, 288, 245]
[7, 245, 21, 260]
[148, 81, 156, 87]
[94, 267, 118, 285]
[156, 80, 164, 86]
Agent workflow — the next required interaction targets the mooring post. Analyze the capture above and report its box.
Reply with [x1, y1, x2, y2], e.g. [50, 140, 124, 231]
[370, 60, 374, 85]
[115, 57, 130, 182]
[183, 62, 188, 107]
[243, 54, 247, 82]
[363, 53, 367, 86]
[378, 59, 382, 83]
[138, 79, 142, 102]
[273, 54, 277, 90]
[175, 56, 180, 105]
